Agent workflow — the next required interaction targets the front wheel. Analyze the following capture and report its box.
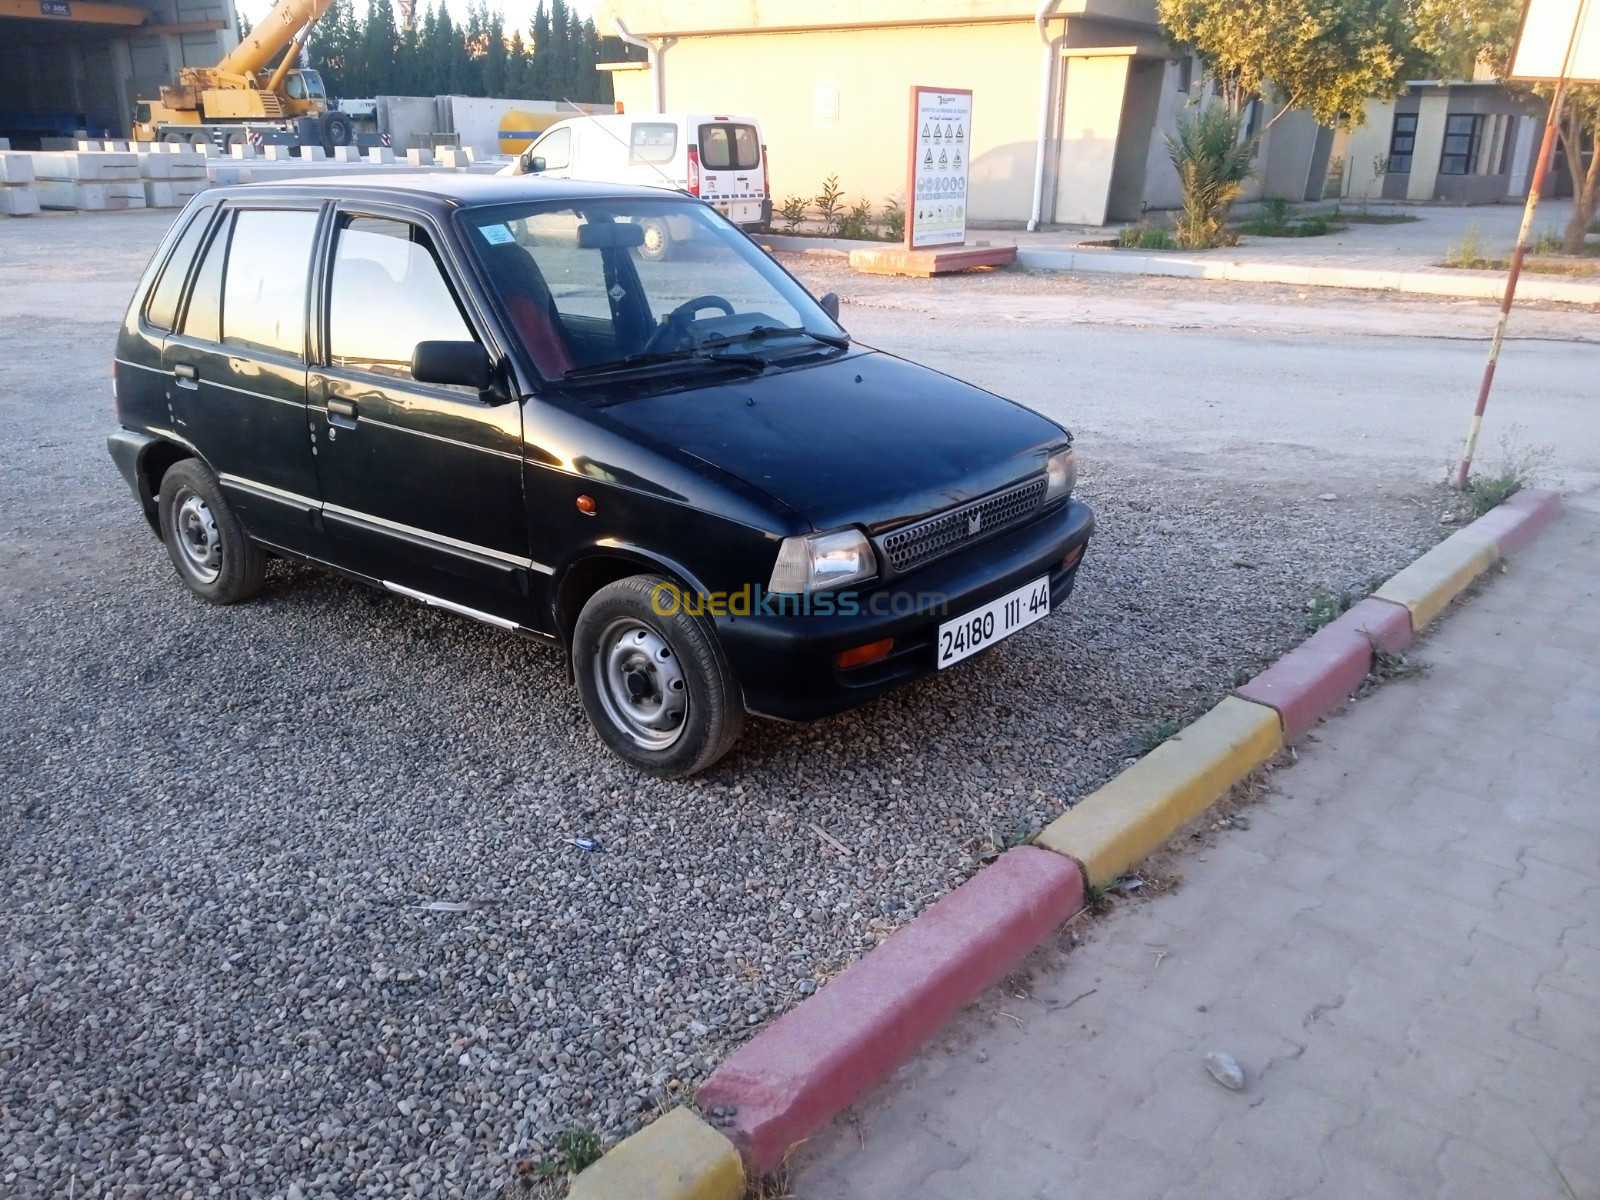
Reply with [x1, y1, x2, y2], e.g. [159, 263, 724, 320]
[637, 217, 672, 262]
[157, 459, 266, 604]
[572, 574, 744, 777]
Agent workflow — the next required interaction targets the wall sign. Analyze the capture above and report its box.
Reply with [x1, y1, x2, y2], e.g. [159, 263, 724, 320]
[905, 86, 972, 249]
[813, 79, 840, 129]
[40, 0, 72, 15]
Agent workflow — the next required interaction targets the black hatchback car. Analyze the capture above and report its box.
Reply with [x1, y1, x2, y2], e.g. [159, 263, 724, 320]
[110, 175, 1093, 777]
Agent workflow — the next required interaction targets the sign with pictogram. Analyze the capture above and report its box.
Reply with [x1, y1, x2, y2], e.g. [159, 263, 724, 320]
[905, 85, 972, 249]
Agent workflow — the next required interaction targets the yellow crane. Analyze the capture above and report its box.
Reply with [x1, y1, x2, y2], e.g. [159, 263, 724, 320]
[132, 0, 355, 152]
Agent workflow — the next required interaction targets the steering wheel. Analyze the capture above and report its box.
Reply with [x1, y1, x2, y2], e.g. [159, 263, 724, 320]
[642, 295, 736, 355]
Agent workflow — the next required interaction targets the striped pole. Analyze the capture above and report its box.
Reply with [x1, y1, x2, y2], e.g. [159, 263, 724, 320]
[1455, 0, 1589, 490]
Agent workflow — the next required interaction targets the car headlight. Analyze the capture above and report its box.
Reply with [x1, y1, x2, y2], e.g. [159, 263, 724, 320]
[1044, 445, 1078, 503]
[768, 528, 877, 594]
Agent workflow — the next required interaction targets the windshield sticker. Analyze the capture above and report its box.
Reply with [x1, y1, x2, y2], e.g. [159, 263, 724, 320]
[479, 224, 516, 246]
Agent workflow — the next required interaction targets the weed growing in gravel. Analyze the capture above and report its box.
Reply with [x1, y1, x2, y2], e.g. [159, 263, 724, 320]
[977, 815, 1035, 861]
[779, 194, 807, 233]
[1369, 647, 1424, 683]
[1129, 719, 1183, 757]
[1462, 434, 1554, 516]
[1443, 225, 1486, 268]
[1117, 223, 1177, 250]
[518, 1125, 603, 1188]
[1303, 591, 1349, 631]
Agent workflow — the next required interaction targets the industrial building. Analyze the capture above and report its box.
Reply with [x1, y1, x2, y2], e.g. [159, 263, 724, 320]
[0, 0, 238, 145]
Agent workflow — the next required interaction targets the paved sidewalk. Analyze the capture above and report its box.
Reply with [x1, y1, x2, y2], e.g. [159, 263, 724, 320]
[797, 497, 1600, 1200]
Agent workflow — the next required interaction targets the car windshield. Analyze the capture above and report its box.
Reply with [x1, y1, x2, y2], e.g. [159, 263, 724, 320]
[459, 198, 845, 382]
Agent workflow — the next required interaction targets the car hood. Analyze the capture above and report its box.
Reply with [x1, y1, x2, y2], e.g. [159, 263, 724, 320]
[595, 349, 1066, 531]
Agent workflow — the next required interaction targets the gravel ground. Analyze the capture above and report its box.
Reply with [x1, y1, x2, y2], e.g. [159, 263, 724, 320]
[3, 212, 1448, 1199]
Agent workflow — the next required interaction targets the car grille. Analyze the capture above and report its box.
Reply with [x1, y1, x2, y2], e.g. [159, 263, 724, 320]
[877, 476, 1048, 576]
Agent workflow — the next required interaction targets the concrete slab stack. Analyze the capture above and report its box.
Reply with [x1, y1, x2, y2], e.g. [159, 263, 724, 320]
[0, 152, 40, 216]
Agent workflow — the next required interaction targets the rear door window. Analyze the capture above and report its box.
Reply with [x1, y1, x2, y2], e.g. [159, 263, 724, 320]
[629, 122, 677, 165]
[698, 123, 760, 171]
[144, 208, 212, 332]
[221, 209, 319, 358]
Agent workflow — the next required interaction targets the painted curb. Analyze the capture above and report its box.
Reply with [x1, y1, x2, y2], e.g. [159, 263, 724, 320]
[695, 846, 1084, 1175]
[1235, 597, 1414, 741]
[1034, 696, 1282, 887]
[566, 1108, 744, 1200]
[1453, 487, 1563, 557]
[1375, 532, 1498, 630]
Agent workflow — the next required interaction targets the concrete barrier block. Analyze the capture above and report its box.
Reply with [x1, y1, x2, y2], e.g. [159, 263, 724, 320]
[405, 148, 433, 167]
[0, 153, 36, 185]
[0, 187, 40, 216]
[331, 145, 361, 162]
[299, 145, 326, 161]
[230, 143, 257, 160]
[365, 146, 395, 164]
[263, 145, 293, 161]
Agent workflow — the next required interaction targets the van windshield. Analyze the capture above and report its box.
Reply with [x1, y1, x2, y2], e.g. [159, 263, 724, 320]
[461, 198, 845, 381]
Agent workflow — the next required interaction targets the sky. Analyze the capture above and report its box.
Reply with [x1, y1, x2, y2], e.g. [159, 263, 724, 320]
[237, 0, 601, 36]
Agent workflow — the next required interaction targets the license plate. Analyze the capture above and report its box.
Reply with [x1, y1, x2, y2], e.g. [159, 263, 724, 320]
[937, 576, 1050, 669]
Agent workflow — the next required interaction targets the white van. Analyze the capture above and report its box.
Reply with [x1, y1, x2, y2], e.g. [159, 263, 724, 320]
[497, 112, 771, 257]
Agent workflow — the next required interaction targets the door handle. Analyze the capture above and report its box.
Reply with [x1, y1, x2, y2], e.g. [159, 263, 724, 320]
[172, 363, 198, 380]
[327, 397, 358, 420]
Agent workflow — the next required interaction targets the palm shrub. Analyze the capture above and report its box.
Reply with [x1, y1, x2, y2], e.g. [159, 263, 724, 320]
[1166, 105, 1255, 249]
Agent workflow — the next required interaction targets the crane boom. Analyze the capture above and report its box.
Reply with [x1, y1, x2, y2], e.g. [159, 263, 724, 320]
[215, 0, 335, 79]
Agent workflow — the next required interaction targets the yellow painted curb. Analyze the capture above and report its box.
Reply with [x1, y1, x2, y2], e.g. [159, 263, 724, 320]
[1372, 533, 1497, 631]
[566, 1108, 744, 1200]
[1036, 696, 1282, 887]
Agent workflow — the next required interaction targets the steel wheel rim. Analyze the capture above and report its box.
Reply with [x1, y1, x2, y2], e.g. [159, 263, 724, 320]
[173, 488, 222, 583]
[593, 618, 688, 750]
[642, 222, 665, 255]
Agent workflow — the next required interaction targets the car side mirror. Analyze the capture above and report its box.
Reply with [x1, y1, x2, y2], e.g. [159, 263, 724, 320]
[526, 155, 546, 174]
[412, 340, 493, 391]
[819, 292, 841, 322]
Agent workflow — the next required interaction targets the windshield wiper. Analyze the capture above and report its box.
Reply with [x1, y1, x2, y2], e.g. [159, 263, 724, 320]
[731, 325, 850, 350]
[561, 348, 768, 382]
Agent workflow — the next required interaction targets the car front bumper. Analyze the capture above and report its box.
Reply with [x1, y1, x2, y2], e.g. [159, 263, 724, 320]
[717, 498, 1095, 721]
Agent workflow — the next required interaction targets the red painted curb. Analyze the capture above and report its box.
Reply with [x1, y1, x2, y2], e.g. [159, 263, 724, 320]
[1338, 595, 1414, 651]
[697, 846, 1084, 1174]
[1236, 625, 1373, 743]
[1457, 488, 1562, 557]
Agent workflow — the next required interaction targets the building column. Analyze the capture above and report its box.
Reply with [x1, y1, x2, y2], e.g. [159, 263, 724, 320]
[1406, 89, 1450, 202]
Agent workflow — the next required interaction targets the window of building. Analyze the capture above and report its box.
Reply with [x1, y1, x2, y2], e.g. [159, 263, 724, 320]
[221, 209, 319, 357]
[328, 215, 475, 381]
[1440, 113, 1485, 175]
[698, 123, 760, 171]
[1388, 112, 1418, 174]
[144, 208, 212, 332]
[180, 213, 229, 344]
[629, 122, 677, 166]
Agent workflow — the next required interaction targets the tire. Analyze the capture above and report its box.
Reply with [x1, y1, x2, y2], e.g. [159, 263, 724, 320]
[322, 113, 354, 153]
[572, 574, 744, 778]
[223, 130, 248, 152]
[159, 129, 189, 145]
[157, 459, 266, 605]
[637, 217, 672, 262]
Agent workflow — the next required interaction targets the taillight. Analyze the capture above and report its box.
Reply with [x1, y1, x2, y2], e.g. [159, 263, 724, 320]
[761, 143, 770, 196]
[686, 146, 700, 195]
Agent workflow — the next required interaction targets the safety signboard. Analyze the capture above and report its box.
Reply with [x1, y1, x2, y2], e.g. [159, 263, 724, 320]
[905, 86, 972, 249]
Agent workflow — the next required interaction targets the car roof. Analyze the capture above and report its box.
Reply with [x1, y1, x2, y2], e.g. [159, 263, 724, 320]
[201, 172, 695, 213]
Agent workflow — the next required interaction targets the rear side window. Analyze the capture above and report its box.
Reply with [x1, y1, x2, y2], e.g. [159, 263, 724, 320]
[698, 123, 760, 171]
[144, 208, 212, 332]
[180, 213, 229, 344]
[222, 209, 319, 358]
[629, 122, 677, 165]
[328, 215, 475, 381]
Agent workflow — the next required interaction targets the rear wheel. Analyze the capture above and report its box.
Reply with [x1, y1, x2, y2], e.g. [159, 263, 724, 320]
[157, 459, 266, 605]
[322, 113, 354, 153]
[159, 129, 189, 146]
[572, 574, 743, 777]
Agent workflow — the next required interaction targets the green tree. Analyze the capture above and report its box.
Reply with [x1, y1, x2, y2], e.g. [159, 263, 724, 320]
[1160, 0, 1411, 128]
